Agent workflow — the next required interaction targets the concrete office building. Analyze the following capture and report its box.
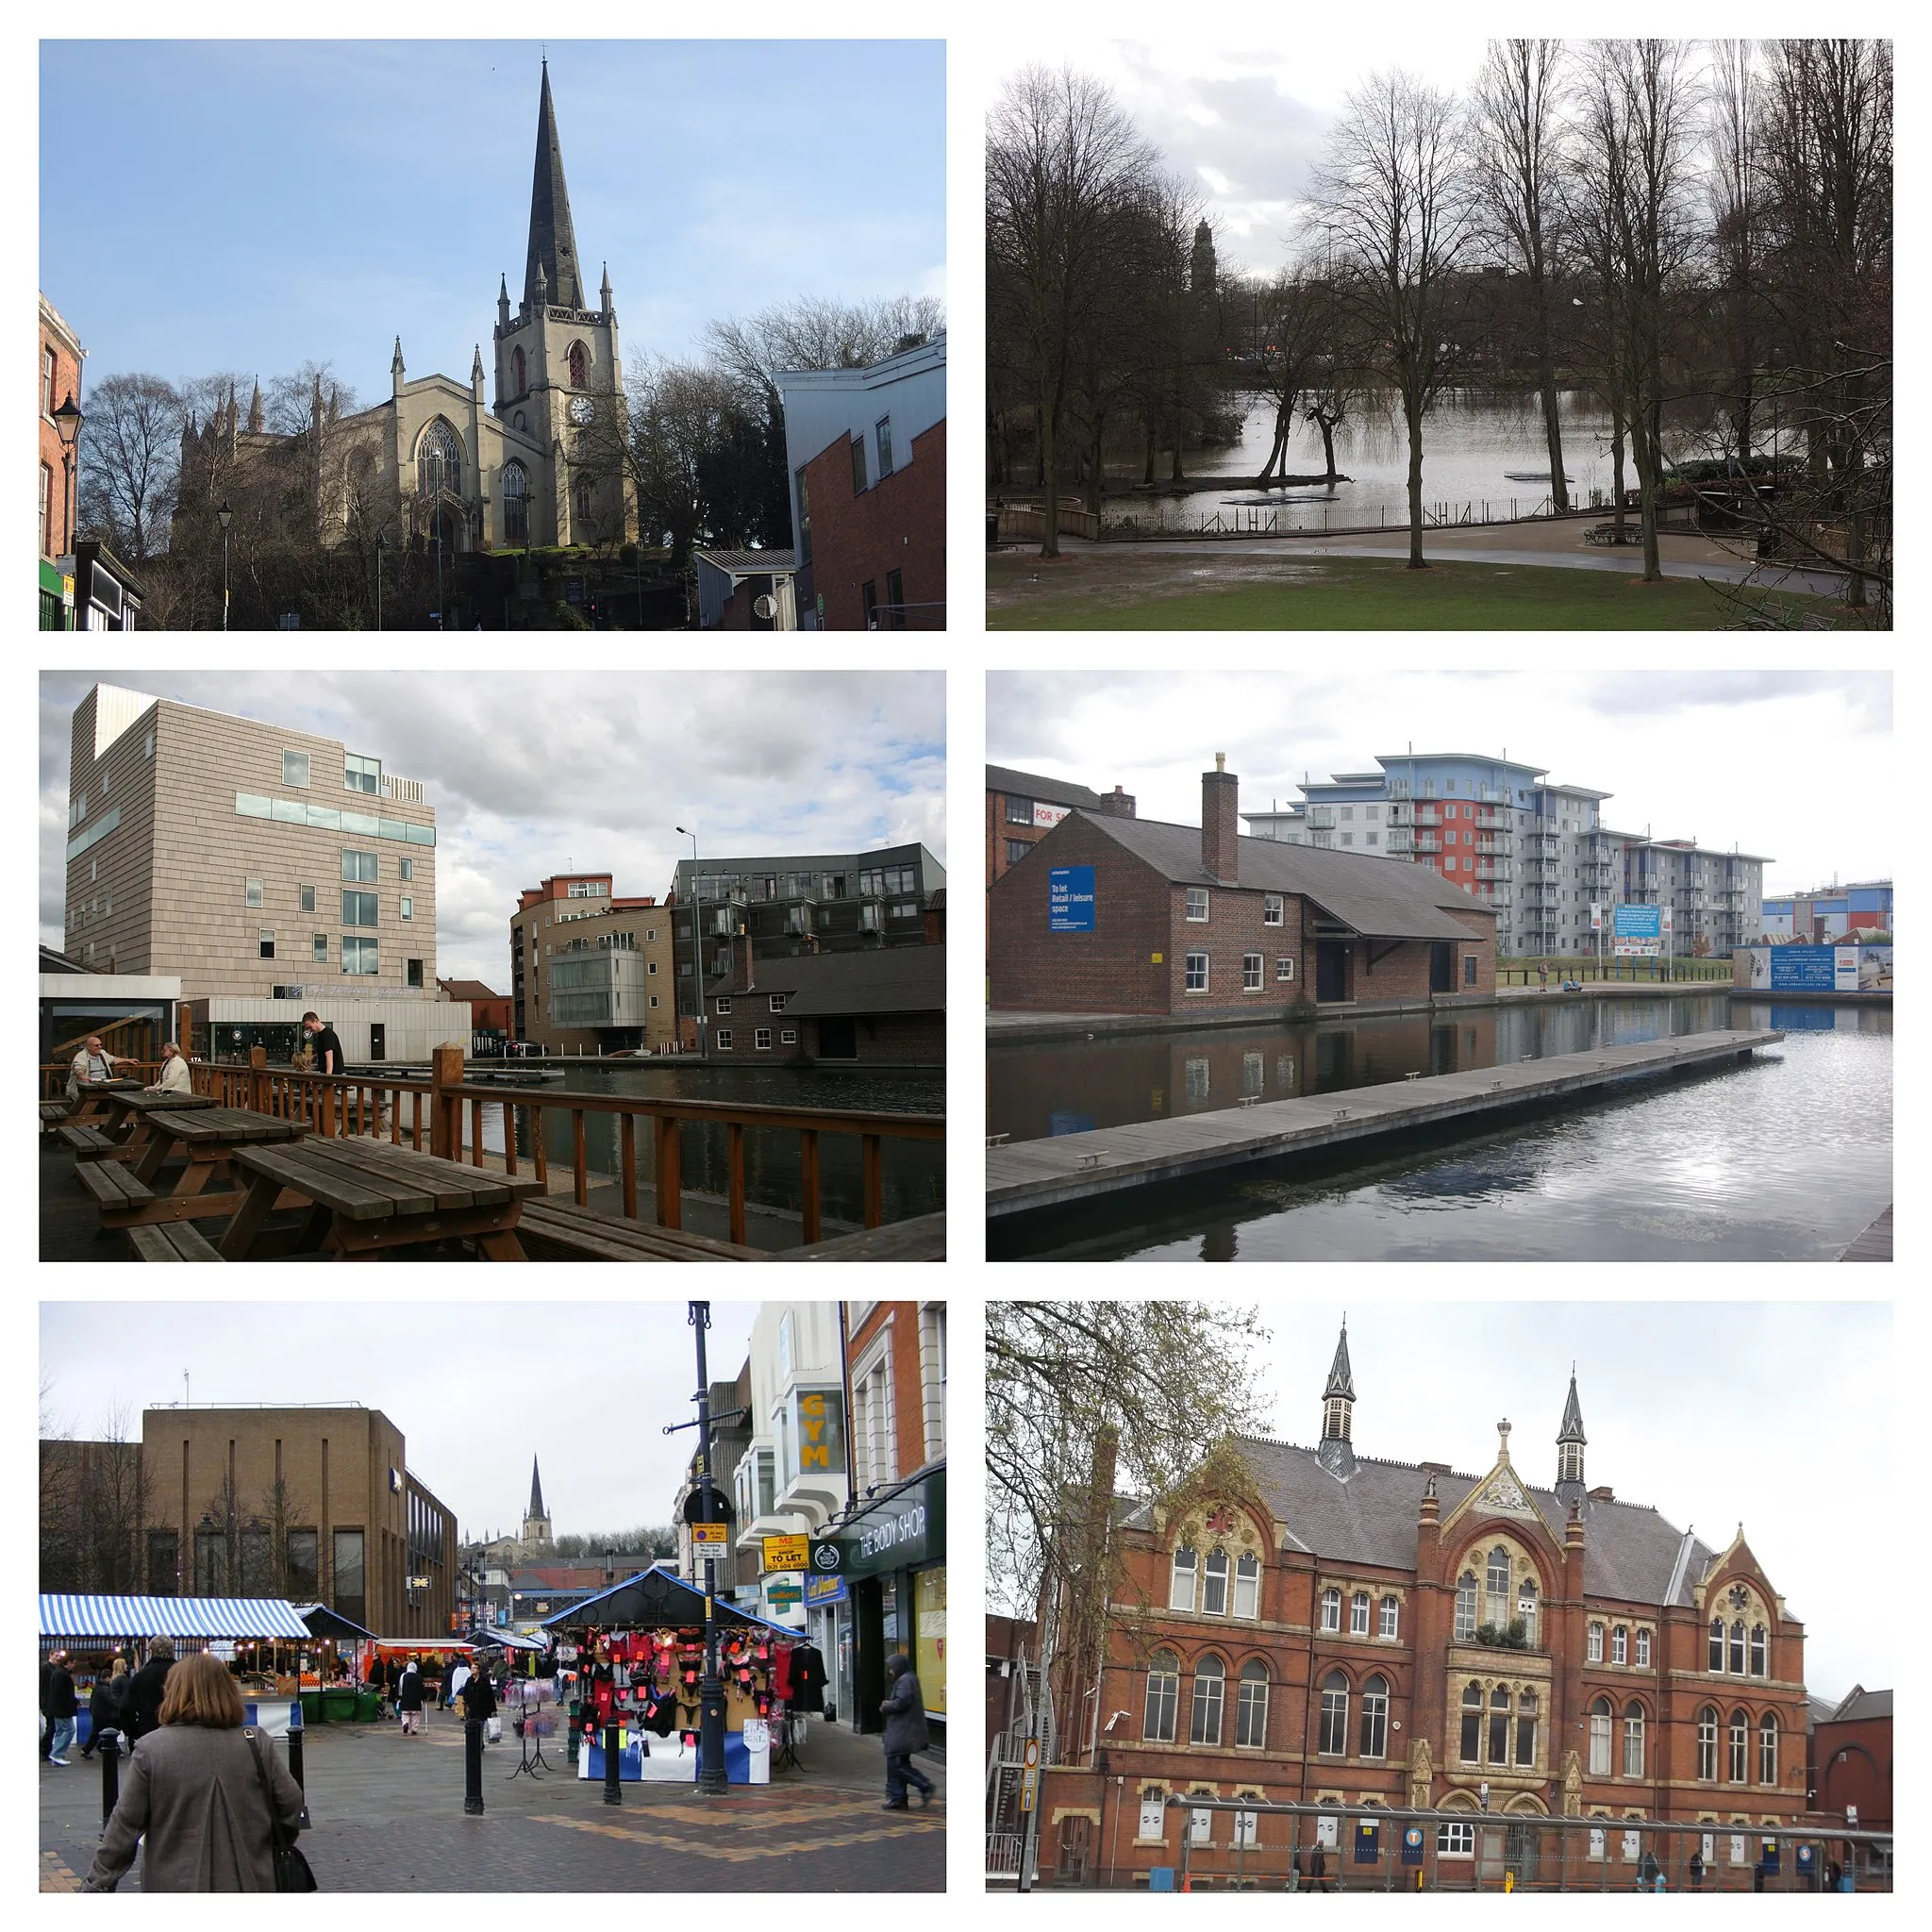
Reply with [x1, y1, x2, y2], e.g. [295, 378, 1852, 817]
[509, 872, 677, 1055]
[62, 683, 440, 1006]
[1246, 754, 1767, 958]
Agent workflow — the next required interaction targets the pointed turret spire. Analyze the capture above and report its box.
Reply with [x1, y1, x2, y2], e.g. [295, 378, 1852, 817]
[1556, 1366, 1588, 1506]
[472, 343, 485, 389]
[391, 336, 406, 377]
[599, 259, 613, 315]
[246, 378, 263, 434]
[1317, 1320, 1357, 1480]
[497, 272, 511, 331]
[528, 1456, 546, 1521]
[524, 58, 584, 309]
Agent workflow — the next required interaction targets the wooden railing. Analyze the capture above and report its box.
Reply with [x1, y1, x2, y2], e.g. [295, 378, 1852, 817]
[41, 1042, 944, 1248]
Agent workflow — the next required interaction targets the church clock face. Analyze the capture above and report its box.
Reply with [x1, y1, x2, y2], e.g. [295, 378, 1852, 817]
[569, 394, 595, 425]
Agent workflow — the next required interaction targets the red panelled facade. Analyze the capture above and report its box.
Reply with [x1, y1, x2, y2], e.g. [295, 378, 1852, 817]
[800, 418, 945, 631]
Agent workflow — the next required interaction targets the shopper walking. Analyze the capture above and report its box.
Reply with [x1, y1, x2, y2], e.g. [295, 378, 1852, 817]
[82, 1658, 131, 1758]
[447, 1655, 472, 1712]
[83, 1653, 306, 1892]
[878, 1650, 935, 1810]
[45, 1655, 80, 1764]
[460, 1660, 498, 1742]
[40, 1652, 61, 1761]
[123, 1638, 176, 1744]
[397, 1659, 425, 1736]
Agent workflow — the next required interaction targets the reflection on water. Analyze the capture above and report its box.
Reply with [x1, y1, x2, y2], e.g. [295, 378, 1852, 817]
[988, 998, 1890, 1262]
[1109, 390, 1618, 532]
[472, 1062, 945, 1227]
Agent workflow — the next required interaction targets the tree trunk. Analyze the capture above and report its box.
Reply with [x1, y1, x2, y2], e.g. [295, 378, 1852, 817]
[1085, 410, 1106, 518]
[1258, 398, 1291, 482]
[1404, 390, 1427, 569]
[1313, 409, 1340, 482]
[1609, 399, 1628, 539]
[1637, 395, 1663, 583]
[1141, 419, 1156, 487]
[1530, 277, 1568, 511]
[1039, 376, 1060, 558]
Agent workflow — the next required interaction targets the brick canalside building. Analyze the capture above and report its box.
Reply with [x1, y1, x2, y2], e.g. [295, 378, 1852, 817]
[989, 757, 1497, 1018]
[1034, 1331, 1811, 1887]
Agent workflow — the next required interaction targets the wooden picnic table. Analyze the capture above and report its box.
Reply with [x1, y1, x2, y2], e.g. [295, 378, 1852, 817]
[103, 1087, 220, 1158]
[220, 1136, 545, 1260]
[77, 1105, 307, 1231]
[66, 1077, 142, 1124]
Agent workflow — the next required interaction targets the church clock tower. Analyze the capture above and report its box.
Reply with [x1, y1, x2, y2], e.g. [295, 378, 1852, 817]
[491, 59, 629, 545]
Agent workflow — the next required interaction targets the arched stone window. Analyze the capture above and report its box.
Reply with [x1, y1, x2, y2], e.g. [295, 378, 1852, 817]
[1318, 1671, 1349, 1757]
[567, 341, 590, 388]
[1696, 1705, 1718, 1780]
[1727, 1708, 1750, 1783]
[1729, 1621, 1747, 1675]
[1379, 1593, 1399, 1640]
[502, 461, 529, 544]
[1758, 1712, 1778, 1787]
[1359, 1675, 1389, 1759]
[1202, 1550, 1229, 1616]
[1235, 1659, 1269, 1748]
[1515, 1689, 1538, 1767]
[1169, 1547, 1197, 1613]
[1485, 1546, 1510, 1624]
[1190, 1656, 1225, 1746]
[1233, 1552, 1260, 1619]
[574, 474, 595, 524]
[1517, 1579, 1538, 1648]
[1622, 1701, 1645, 1776]
[1588, 1696, 1612, 1775]
[1321, 1587, 1341, 1632]
[418, 419, 462, 497]
[512, 345, 526, 396]
[1750, 1624, 1768, 1676]
[1350, 1590, 1370, 1636]
[1489, 1684, 1510, 1763]
[1611, 1624, 1628, 1665]
[1454, 1573, 1477, 1641]
[1143, 1650, 1178, 1742]
[1459, 1682, 1482, 1762]
[1709, 1618, 1725, 1672]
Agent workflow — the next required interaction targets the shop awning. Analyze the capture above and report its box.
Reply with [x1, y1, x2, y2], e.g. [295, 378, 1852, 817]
[475, 1628, 547, 1651]
[40, 1594, 313, 1641]
[540, 1564, 791, 1636]
[290, 1603, 377, 1643]
[369, 1638, 475, 1654]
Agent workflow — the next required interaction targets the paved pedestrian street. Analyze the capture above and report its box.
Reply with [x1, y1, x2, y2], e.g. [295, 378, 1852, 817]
[40, 1709, 944, 1892]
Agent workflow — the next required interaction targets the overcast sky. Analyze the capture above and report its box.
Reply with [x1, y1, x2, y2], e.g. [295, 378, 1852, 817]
[42, 671, 944, 983]
[41, 39, 944, 394]
[989, 670, 1890, 893]
[42, 1300, 760, 1545]
[1221, 1302, 1888, 1703]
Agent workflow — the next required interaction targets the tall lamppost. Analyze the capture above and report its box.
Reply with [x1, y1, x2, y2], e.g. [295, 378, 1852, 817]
[427, 452, 445, 630]
[52, 391, 83, 571]
[375, 528, 387, 631]
[676, 825, 705, 1058]
[689, 1302, 727, 1793]
[218, 499, 234, 631]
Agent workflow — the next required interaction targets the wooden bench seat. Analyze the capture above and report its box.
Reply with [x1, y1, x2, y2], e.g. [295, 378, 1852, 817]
[59, 1123, 121, 1160]
[127, 1222, 225, 1262]
[41, 1102, 71, 1126]
[771, 1211, 947, 1261]
[516, 1197, 760, 1262]
[75, 1160, 156, 1212]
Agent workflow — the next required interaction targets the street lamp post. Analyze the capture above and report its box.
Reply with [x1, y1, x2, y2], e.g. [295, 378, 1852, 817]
[429, 454, 445, 630]
[690, 1300, 728, 1795]
[375, 529, 387, 631]
[676, 826, 705, 1058]
[218, 499, 234, 631]
[52, 391, 83, 573]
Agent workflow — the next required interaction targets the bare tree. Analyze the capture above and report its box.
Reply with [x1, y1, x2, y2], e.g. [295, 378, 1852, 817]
[988, 66, 1160, 557]
[1237, 264, 1330, 483]
[1314, 70, 1477, 567]
[1706, 40, 1765, 469]
[705, 294, 944, 413]
[1471, 40, 1572, 508]
[76, 373, 183, 563]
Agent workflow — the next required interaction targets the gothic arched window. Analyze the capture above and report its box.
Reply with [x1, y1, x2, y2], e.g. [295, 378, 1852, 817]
[1709, 1619, 1724, 1672]
[1202, 1550, 1229, 1616]
[1623, 1701, 1645, 1776]
[1318, 1671, 1348, 1757]
[1459, 1683, 1481, 1763]
[1729, 1620, 1747, 1675]
[1454, 1573, 1477, 1641]
[567, 341, 590, 388]
[1359, 1675, 1389, 1759]
[418, 419, 462, 498]
[512, 346, 526, 396]
[1728, 1709, 1750, 1783]
[574, 475, 595, 524]
[1350, 1590, 1370, 1636]
[502, 461, 529, 544]
[1697, 1705, 1718, 1780]
[1169, 1547, 1197, 1613]
[1190, 1656, 1224, 1746]
[1758, 1713, 1778, 1787]
[1517, 1580, 1538, 1648]
[1515, 1690, 1538, 1767]
[1236, 1660, 1269, 1748]
[1486, 1546, 1510, 1624]
[1750, 1624, 1768, 1676]
[1588, 1696, 1612, 1775]
[1489, 1684, 1510, 1764]
[1143, 1650, 1178, 1743]
[1233, 1552, 1260, 1619]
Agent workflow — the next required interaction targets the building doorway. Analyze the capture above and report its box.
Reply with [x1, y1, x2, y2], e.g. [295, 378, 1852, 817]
[1316, 941, 1349, 1003]
[368, 1023, 386, 1060]
[1430, 941, 1454, 992]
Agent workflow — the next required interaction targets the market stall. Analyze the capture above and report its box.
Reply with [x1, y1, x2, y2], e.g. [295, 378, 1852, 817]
[291, 1603, 379, 1720]
[541, 1565, 818, 1785]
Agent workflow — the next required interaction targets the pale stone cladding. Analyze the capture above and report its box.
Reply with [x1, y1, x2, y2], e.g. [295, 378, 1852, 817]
[509, 881, 678, 1055]
[63, 683, 437, 1002]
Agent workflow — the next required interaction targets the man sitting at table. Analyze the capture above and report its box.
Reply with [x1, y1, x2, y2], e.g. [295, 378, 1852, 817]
[144, 1041, 195, 1097]
[67, 1034, 134, 1098]
[301, 1010, 344, 1076]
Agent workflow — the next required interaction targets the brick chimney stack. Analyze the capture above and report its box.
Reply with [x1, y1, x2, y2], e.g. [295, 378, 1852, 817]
[1203, 752, 1240, 883]
[1103, 784, 1137, 820]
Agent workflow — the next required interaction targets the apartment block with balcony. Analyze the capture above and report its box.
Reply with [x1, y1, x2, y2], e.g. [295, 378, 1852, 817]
[509, 872, 677, 1054]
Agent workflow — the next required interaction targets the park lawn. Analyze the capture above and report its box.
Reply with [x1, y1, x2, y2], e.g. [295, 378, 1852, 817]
[986, 551, 1846, 630]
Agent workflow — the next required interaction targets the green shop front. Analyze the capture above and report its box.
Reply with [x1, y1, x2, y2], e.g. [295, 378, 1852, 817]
[816, 1461, 945, 1753]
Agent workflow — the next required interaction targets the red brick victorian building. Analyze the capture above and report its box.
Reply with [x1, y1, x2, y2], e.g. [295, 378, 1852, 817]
[1039, 1330, 1809, 1884]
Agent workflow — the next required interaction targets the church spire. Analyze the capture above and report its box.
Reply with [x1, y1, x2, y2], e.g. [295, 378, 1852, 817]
[599, 259, 613, 316]
[528, 1456, 546, 1521]
[1556, 1365, 1588, 1507]
[246, 377, 263, 435]
[524, 58, 584, 309]
[1317, 1320, 1357, 1480]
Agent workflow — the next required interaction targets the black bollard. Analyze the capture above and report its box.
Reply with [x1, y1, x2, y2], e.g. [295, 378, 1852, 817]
[463, 1718, 485, 1816]
[98, 1731, 121, 1829]
[287, 1707, 311, 1828]
[603, 1723, 623, 1807]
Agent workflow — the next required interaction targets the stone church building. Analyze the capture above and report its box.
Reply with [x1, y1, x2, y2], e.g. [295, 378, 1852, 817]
[178, 60, 631, 558]
[1037, 1330, 1811, 1886]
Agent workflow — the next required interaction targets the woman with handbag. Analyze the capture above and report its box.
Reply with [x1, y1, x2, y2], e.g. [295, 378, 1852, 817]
[82, 1653, 308, 1892]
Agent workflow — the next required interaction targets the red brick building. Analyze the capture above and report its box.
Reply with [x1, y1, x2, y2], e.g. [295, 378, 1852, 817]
[986, 764, 1136, 891]
[1036, 1330, 1812, 1887]
[437, 977, 512, 1035]
[701, 940, 944, 1067]
[1809, 1686, 1890, 1838]
[989, 757, 1497, 1017]
[40, 294, 84, 625]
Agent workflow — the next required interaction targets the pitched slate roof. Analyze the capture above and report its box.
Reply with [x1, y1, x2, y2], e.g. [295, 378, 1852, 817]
[1123, 1435, 1720, 1610]
[1074, 811, 1497, 941]
[986, 764, 1113, 810]
[708, 944, 944, 1017]
[693, 549, 799, 576]
[1826, 1686, 1891, 1723]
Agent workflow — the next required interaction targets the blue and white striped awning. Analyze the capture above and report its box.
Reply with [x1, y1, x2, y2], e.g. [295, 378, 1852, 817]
[40, 1594, 314, 1641]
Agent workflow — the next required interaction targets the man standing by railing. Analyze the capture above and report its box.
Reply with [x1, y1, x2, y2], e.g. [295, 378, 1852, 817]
[301, 1011, 344, 1077]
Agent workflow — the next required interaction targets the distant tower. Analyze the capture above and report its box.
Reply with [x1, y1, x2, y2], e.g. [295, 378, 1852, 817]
[1317, 1322, 1357, 1479]
[522, 1456, 552, 1546]
[1191, 220, 1217, 298]
[1555, 1368, 1588, 1509]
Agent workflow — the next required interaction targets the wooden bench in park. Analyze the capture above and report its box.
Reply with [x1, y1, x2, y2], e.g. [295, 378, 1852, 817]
[75, 1158, 161, 1223]
[59, 1123, 122, 1161]
[41, 1102, 71, 1133]
[1583, 522, 1643, 546]
[515, 1196, 763, 1262]
[126, 1223, 225, 1262]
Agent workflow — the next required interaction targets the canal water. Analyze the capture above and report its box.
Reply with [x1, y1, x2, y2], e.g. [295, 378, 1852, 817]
[1108, 389, 1621, 534]
[471, 1060, 945, 1230]
[987, 996, 1890, 1261]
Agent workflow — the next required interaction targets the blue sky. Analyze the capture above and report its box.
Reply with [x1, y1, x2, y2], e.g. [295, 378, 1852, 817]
[40, 39, 945, 404]
[41, 671, 946, 981]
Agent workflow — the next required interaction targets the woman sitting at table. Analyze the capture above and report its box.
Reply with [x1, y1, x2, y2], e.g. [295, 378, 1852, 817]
[145, 1042, 195, 1096]
[67, 1035, 134, 1098]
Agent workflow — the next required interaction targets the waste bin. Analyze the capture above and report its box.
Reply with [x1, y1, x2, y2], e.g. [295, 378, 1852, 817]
[986, 511, 1000, 550]
[354, 1689, 382, 1723]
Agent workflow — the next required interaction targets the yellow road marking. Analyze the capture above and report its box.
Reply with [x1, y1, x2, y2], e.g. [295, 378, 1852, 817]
[528, 1813, 942, 1861]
